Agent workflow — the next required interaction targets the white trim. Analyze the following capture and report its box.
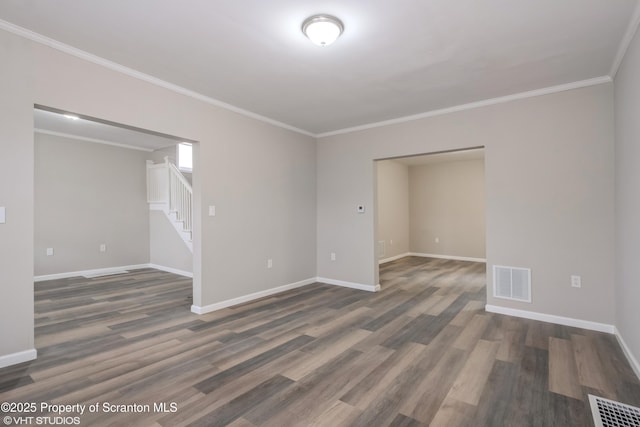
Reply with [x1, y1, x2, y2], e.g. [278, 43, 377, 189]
[485, 304, 615, 334]
[153, 203, 193, 252]
[378, 253, 410, 264]
[34, 264, 150, 282]
[34, 129, 154, 152]
[316, 277, 380, 292]
[148, 263, 193, 278]
[191, 278, 317, 314]
[316, 76, 612, 138]
[0, 349, 37, 369]
[610, 1, 640, 78]
[0, 19, 313, 138]
[614, 327, 640, 380]
[408, 252, 486, 263]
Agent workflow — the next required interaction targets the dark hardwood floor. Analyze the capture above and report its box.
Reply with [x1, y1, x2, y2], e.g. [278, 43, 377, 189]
[1, 257, 639, 426]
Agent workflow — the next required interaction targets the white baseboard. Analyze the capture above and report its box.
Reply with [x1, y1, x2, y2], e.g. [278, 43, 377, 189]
[148, 263, 193, 278]
[0, 349, 37, 369]
[316, 277, 380, 292]
[409, 252, 486, 263]
[615, 327, 640, 380]
[485, 304, 615, 334]
[378, 253, 411, 264]
[191, 277, 317, 315]
[34, 264, 150, 282]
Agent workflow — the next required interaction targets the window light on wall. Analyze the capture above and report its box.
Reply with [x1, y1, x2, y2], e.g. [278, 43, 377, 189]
[177, 142, 193, 172]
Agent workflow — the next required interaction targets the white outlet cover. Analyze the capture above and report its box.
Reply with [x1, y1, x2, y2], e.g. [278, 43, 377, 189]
[209, 205, 216, 216]
[0, 207, 5, 224]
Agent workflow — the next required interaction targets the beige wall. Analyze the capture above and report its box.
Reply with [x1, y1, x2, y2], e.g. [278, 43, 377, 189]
[409, 159, 485, 259]
[34, 133, 150, 276]
[376, 160, 409, 260]
[318, 83, 615, 325]
[149, 210, 192, 274]
[0, 28, 317, 362]
[614, 25, 640, 369]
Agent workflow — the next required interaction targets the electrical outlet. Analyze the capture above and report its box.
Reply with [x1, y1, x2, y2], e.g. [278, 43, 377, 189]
[267, 259, 273, 269]
[46, 248, 54, 256]
[100, 244, 106, 252]
[330, 252, 336, 261]
[571, 275, 581, 288]
[209, 205, 216, 216]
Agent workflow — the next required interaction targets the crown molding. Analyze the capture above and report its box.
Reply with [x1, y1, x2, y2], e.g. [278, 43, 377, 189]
[610, 0, 640, 78]
[0, 19, 314, 138]
[316, 76, 613, 138]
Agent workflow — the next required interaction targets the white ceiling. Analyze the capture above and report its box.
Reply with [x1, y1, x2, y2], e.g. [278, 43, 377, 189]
[34, 108, 182, 151]
[2, 1, 639, 135]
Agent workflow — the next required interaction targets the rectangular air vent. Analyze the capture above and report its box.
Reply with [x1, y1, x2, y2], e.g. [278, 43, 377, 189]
[493, 265, 531, 302]
[589, 394, 640, 427]
[83, 270, 129, 279]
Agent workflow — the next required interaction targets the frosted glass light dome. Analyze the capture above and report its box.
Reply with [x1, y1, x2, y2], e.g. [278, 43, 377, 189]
[302, 15, 344, 47]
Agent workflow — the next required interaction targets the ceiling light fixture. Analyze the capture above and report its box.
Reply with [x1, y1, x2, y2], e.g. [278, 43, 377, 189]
[302, 14, 343, 47]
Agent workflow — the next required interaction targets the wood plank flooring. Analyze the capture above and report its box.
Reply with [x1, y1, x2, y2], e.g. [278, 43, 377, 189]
[1, 257, 639, 426]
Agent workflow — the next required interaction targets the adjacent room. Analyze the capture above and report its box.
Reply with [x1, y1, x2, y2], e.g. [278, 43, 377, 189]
[1, 1, 640, 426]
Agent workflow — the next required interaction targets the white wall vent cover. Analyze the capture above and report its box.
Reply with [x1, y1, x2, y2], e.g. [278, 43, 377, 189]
[493, 265, 531, 302]
[589, 394, 640, 427]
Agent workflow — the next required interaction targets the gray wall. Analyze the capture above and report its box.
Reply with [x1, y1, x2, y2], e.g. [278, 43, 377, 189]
[614, 25, 640, 369]
[149, 210, 192, 274]
[376, 160, 410, 260]
[0, 28, 317, 362]
[318, 83, 615, 325]
[34, 133, 150, 276]
[0, 31, 34, 361]
[409, 159, 485, 259]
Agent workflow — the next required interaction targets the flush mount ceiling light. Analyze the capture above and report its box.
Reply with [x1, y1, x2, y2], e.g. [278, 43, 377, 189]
[302, 14, 344, 47]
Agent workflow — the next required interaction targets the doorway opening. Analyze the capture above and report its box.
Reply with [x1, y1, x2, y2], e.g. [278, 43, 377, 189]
[33, 105, 199, 340]
[375, 147, 486, 293]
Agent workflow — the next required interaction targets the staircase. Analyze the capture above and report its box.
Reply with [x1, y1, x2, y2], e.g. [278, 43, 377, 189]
[146, 157, 193, 252]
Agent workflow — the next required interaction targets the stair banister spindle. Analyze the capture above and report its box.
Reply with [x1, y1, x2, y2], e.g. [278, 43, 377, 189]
[147, 157, 193, 250]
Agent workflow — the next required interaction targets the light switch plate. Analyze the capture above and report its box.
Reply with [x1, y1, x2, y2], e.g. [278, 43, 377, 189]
[0, 207, 5, 224]
[209, 205, 216, 216]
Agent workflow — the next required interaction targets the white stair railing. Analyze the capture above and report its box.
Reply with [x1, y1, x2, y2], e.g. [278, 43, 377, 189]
[168, 161, 193, 234]
[146, 157, 193, 248]
[146, 160, 169, 203]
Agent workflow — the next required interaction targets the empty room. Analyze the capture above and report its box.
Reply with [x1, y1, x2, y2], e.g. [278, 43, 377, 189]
[1, 1, 640, 426]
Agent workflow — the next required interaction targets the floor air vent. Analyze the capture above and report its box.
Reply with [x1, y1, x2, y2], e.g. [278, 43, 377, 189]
[589, 395, 640, 427]
[83, 270, 130, 279]
[493, 265, 531, 302]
